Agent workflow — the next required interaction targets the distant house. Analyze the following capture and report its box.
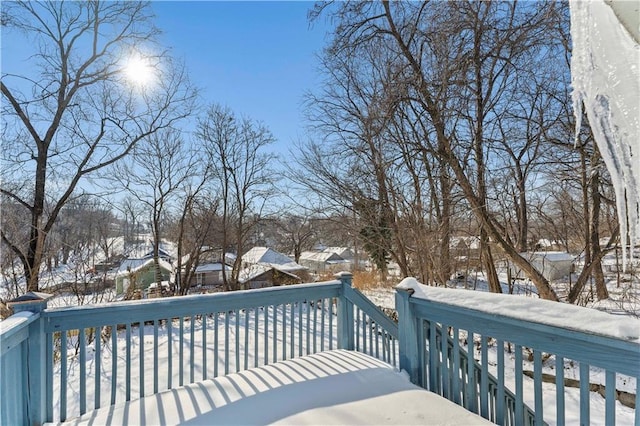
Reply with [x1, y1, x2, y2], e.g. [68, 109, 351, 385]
[299, 251, 348, 274]
[115, 258, 173, 294]
[239, 247, 309, 287]
[238, 264, 302, 289]
[509, 252, 575, 282]
[193, 262, 232, 288]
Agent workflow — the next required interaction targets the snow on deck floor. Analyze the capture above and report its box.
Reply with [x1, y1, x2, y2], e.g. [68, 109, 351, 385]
[53, 350, 491, 425]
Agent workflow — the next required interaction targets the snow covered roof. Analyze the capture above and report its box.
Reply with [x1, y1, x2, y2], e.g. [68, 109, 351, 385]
[237, 264, 300, 284]
[521, 251, 575, 263]
[242, 247, 306, 271]
[299, 251, 346, 263]
[116, 258, 173, 276]
[195, 263, 231, 273]
[322, 247, 353, 258]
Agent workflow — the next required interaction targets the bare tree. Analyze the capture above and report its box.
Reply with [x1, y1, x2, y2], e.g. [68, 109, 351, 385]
[114, 128, 196, 291]
[197, 104, 276, 291]
[1, 1, 197, 292]
[310, 0, 568, 300]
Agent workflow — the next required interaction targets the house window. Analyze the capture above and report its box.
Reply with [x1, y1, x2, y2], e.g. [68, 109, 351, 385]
[197, 273, 203, 286]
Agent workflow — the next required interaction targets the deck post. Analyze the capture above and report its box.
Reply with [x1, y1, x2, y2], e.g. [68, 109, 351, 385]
[396, 287, 422, 387]
[336, 272, 354, 350]
[8, 292, 52, 426]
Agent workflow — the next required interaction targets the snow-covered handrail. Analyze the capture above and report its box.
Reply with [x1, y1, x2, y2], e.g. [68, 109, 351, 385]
[396, 278, 640, 425]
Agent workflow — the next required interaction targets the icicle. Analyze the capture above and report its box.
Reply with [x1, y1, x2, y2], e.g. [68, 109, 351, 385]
[570, 0, 640, 270]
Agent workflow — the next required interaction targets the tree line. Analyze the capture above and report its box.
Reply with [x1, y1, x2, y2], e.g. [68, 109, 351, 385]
[1, 1, 623, 304]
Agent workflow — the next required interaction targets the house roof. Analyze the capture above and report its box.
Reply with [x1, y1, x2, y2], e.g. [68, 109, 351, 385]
[521, 251, 575, 262]
[195, 263, 231, 273]
[117, 258, 173, 276]
[242, 247, 306, 271]
[323, 247, 353, 257]
[238, 264, 300, 284]
[300, 251, 346, 263]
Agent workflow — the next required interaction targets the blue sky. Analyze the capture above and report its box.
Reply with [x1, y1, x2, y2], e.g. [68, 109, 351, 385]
[151, 1, 330, 157]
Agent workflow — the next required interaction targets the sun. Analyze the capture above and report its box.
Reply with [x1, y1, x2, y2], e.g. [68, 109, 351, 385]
[124, 54, 155, 87]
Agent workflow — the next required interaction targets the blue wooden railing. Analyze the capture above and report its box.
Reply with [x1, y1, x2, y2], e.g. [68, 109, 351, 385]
[2, 274, 638, 425]
[0, 273, 398, 424]
[396, 284, 640, 425]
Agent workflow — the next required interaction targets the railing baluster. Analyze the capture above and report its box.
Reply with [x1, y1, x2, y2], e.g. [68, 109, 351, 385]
[392, 338, 396, 367]
[94, 327, 101, 410]
[305, 301, 310, 355]
[605, 370, 615, 425]
[313, 300, 318, 353]
[47, 332, 54, 421]
[579, 362, 590, 425]
[290, 303, 295, 359]
[320, 299, 325, 352]
[368, 313, 373, 356]
[441, 324, 449, 399]
[190, 315, 195, 383]
[167, 319, 172, 389]
[202, 315, 207, 380]
[513, 344, 523, 424]
[264, 306, 269, 365]
[555, 355, 564, 425]
[254, 308, 259, 368]
[111, 325, 117, 404]
[417, 319, 426, 387]
[179, 317, 184, 386]
[224, 312, 230, 375]
[534, 350, 543, 425]
[244, 309, 249, 370]
[214, 314, 219, 376]
[355, 306, 360, 351]
[282, 304, 287, 361]
[235, 309, 240, 372]
[466, 331, 476, 413]
[60, 331, 67, 422]
[452, 328, 460, 405]
[79, 328, 86, 415]
[374, 322, 379, 358]
[298, 302, 303, 357]
[428, 321, 437, 392]
[139, 322, 144, 397]
[496, 339, 504, 425]
[125, 323, 131, 401]
[328, 298, 334, 350]
[153, 320, 158, 393]
[480, 336, 489, 419]
[361, 309, 367, 354]
[272, 305, 278, 362]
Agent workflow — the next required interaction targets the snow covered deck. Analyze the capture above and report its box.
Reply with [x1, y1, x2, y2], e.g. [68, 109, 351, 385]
[54, 350, 490, 425]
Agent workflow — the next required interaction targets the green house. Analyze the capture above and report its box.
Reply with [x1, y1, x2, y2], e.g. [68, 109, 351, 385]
[115, 258, 173, 294]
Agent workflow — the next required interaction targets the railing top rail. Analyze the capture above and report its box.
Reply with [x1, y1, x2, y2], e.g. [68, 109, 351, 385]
[398, 283, 640, 377]
[1, 311, 39, 354]
[43, 280, 342, 332]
